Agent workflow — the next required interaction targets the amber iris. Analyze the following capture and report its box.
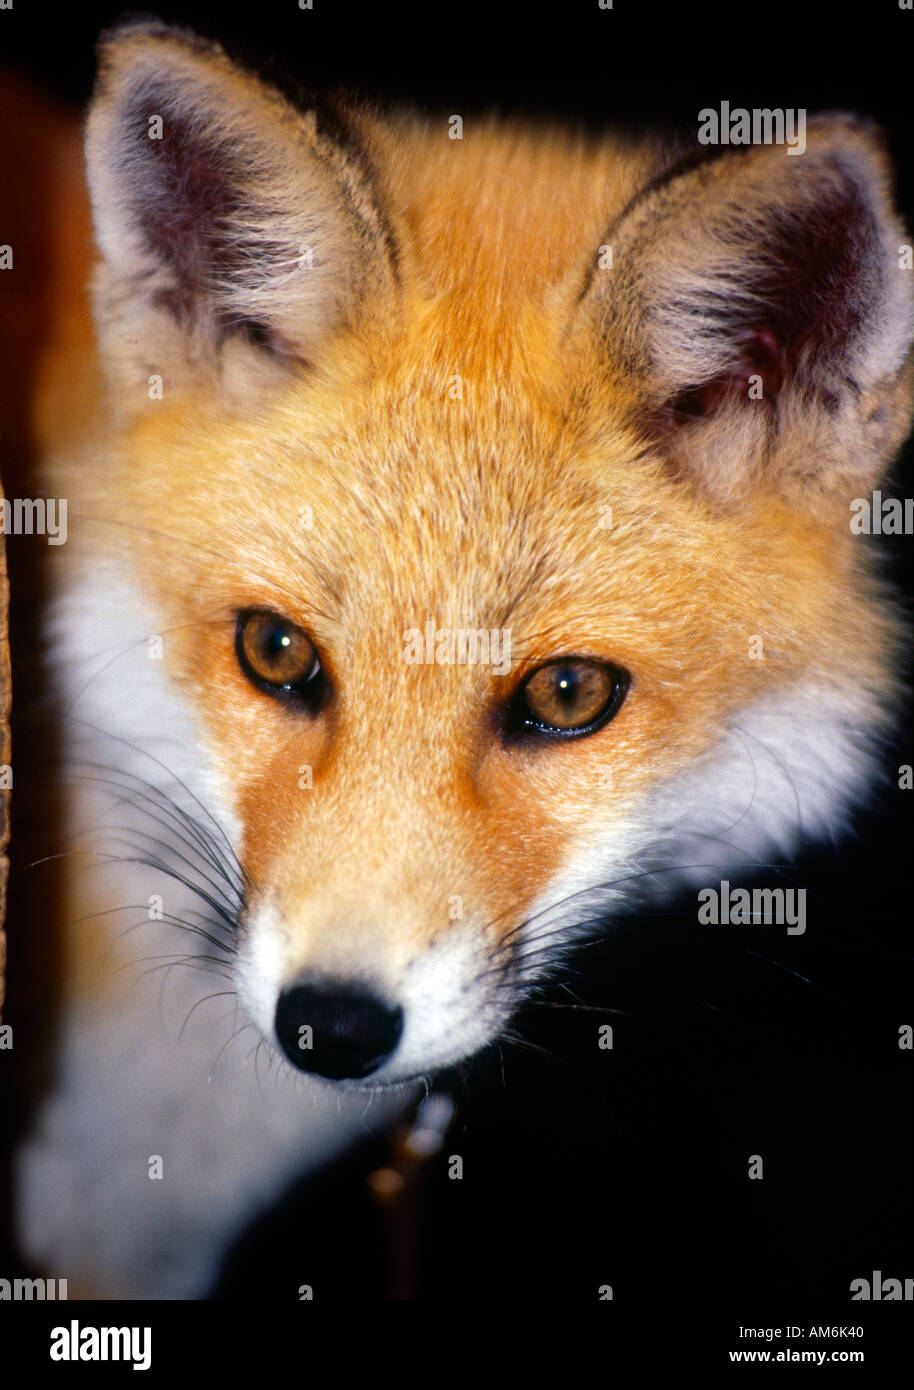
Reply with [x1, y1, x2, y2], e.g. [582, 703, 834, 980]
[519, 659, 626, 734]
[236, 611, 320, 693]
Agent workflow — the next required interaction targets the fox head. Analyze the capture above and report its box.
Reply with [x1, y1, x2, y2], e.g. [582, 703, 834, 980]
[55, 22, 913, 1085]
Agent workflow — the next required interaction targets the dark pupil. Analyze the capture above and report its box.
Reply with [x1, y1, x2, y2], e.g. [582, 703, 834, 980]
[264, 625, 292, 661]
[553, 667, 579, 704]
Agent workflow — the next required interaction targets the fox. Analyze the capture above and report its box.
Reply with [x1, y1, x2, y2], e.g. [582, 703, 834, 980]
[8, 18, 914, 1298]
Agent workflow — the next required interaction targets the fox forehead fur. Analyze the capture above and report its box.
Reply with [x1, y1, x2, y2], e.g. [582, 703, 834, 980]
[42, 21, 913, 1086]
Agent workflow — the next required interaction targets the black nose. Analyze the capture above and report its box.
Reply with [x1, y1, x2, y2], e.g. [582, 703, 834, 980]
[275, 981, 403, 1080]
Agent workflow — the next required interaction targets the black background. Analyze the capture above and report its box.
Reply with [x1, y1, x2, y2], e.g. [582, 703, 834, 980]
[0, 0, 912, 1308]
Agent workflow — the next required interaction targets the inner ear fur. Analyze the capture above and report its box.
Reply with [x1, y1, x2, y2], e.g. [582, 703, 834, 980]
[85, 20, 398, 406]
[576, 118, 914, 507]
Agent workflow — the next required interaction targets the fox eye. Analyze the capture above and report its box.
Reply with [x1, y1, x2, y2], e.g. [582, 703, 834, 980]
[511, 659, 629, 738]
[236, 610, 325, 706]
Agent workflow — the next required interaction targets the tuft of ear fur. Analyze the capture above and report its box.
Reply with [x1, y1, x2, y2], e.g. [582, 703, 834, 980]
[85, 21, 397, 412]
[578, 117, 914, 507]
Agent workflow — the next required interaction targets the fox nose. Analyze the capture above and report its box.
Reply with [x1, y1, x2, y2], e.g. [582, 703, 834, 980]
[275, 981, 404, 1080]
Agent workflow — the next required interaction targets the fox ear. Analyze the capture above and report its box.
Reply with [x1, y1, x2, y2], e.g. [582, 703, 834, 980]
[85, 22, 396, 409]
[580, 118, 914, 506]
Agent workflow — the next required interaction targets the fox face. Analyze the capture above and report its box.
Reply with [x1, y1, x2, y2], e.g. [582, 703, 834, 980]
[49, 22, 913, 1088]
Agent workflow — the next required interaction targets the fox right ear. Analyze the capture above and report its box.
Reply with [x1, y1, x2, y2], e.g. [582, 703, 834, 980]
[85, 21, 397, 409]
[575, 118, 914, 509]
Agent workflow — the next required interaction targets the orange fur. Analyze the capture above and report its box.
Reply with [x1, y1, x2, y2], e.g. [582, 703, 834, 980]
[12, 20, 914, 1300]
[39, 101, 904, 990]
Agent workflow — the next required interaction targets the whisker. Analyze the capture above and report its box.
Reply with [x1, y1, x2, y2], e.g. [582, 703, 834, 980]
[178, 990, 238, 1045]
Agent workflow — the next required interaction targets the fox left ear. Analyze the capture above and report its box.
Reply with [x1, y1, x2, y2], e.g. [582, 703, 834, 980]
[85, 21, 397, 411]
[579, 117, 914, 506]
